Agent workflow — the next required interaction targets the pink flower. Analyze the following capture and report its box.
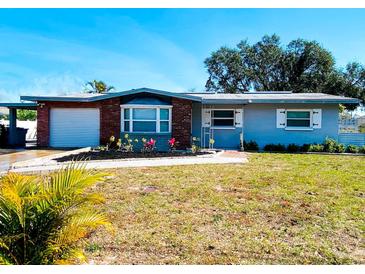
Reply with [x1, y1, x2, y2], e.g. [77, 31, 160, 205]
[147, 138, 156, 146]
[168, 138, 176, 146]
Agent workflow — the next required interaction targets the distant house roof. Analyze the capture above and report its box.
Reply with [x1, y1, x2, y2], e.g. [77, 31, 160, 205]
[19, 87, 360, 105]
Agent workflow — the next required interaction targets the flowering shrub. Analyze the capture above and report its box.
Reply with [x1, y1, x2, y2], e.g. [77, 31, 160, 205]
[142, 138, 157, 153]
[122, 133, 138, 152]
[209, 138, 215, 149]
[168, 137, 178, 151]
[116, 138, 122, 150]
[191, 137, 201, 154]
[106, 135, 116, 151]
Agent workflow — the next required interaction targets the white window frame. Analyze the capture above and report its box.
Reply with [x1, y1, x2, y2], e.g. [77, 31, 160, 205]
[285, 109, 313, 131]
[121, 104, 172, 133]
[210, 109, 236, 129]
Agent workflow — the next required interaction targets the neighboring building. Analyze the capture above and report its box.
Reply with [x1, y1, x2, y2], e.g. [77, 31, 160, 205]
[0, 107, 9, 118]
[2, 87, 359, 150]
[339, 114, 365, 133]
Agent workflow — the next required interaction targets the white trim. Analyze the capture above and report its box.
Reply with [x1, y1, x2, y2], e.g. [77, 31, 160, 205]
[285, 127, 314, 131]
[211, 109, 235, 128]
[285, 109, 312, 130]
[121, 104, 172, 109]
[210, 127, 236, 130]
[121, 105, 172, 133]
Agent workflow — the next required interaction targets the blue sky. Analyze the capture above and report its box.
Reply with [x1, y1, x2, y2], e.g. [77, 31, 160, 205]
[1, 9, 365, 102]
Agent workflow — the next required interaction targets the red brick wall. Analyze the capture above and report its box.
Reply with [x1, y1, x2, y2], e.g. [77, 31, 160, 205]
[36, 99, 121, 147]
[100, 98, 121, 144]
[171, 98, 192, 149]
[37, 103, 50, 147]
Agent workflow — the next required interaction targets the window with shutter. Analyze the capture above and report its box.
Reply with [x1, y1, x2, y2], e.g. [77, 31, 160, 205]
[276, 109, 286, 128]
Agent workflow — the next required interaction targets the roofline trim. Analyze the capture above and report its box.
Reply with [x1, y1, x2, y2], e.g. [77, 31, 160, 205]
[0, 102, 38, 109]
[202, 98, 360, 104]
[20, 87, 202, 103]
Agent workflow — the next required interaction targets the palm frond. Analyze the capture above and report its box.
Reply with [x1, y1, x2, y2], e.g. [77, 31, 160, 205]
[0, 164, 110, 265]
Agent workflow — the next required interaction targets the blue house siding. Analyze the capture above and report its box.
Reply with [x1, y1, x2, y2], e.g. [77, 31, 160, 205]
[243, 104, 339, 149]
[192, 103, 202, 142]
[192, 104, 243, 149]
[210, 128, 242, 149]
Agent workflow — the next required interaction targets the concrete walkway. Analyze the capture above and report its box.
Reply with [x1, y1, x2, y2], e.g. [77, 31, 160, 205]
[0, 148, 67, 172]
[5, 149, 248, 174]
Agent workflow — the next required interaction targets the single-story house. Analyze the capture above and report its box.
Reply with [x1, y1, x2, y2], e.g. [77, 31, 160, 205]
[6, 87, 360, 150]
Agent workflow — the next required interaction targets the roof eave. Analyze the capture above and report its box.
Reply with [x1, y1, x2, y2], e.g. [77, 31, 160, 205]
[20, 87, 202, 103]
[202, 99, 360, 104]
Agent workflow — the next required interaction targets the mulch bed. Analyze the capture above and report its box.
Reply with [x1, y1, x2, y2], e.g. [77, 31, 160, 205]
[55, 150, 212, 162]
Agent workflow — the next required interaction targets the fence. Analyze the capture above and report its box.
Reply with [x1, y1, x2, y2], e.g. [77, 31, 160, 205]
[338, 133, 365, 147]
[0, 120, 37, 141]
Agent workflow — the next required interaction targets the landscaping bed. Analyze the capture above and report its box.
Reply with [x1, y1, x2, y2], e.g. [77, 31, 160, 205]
[55, 150, 213, 162]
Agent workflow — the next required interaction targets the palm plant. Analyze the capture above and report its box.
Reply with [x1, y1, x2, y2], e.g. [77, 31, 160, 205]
[84, 80, 115, 93]
[0, 164, 110, 265]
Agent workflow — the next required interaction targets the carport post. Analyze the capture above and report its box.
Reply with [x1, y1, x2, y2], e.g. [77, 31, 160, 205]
[8, 107, 17, 146]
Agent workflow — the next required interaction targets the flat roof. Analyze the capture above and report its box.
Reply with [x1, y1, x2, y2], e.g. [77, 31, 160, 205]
[18, 87, 360, 105]
[0, 103, 38, 109]
[184, 92, 360, 104]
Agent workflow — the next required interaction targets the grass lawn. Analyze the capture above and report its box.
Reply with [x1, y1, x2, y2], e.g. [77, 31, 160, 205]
[85, 153, 365, 264]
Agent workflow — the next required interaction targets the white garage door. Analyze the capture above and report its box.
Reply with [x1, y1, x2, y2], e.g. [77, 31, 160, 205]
[50, 108, 100, 148]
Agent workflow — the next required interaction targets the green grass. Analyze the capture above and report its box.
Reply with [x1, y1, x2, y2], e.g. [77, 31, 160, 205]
[85, 153, 365, 264]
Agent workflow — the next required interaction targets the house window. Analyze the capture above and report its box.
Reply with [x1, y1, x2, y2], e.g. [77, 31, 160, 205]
[286, 110, 311, 128]
[122, 106, 171, 133]
[211, 110, 235, 127]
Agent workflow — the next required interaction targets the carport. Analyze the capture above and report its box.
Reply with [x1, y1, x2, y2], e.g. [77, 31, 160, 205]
[0, 102, 37, 147]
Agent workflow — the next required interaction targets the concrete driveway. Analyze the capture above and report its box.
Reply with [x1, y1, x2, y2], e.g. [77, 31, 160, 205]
[0, 149, 67, 172]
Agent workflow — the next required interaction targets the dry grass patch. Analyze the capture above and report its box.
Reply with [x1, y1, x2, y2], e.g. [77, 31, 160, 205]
[85, 153, 365, 264]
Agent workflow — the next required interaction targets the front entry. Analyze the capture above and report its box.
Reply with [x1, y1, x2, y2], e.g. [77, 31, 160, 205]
[201, 107, 243, 149]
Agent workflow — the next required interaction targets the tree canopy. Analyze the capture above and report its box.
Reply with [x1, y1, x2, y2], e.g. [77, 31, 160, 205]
[17, 109, 36, 121]
[205, 34, 364, 110]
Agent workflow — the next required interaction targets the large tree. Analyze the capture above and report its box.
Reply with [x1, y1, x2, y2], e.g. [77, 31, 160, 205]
[205, 35, 364, 109]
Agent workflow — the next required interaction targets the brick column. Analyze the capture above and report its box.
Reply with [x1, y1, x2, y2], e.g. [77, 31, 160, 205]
[100, 98, 121, 145]
[37, 103, 50, 147]
[171, 98, 192, 149]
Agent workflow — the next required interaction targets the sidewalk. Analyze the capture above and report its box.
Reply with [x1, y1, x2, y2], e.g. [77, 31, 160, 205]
[5, 149, 248, 174]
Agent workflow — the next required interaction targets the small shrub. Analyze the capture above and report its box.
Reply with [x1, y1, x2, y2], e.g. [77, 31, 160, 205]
[263, 143, 286, 152]
[323, 138, 338, 153]
[346, 144, 359, 153]
[122, 134, 138, 152]
[287, 143, 300, 153]
[300, 144, 311, 152]
[209, 138, 215, 148]
[336, 143, 346, 153]
[141, 138, 156, 153]
[359, 145, 365, 154]
[168, 137, 178, 152]
[191, 137, 201, 154]
[243, 140, 259, 151]
[308, 144, 324, 152]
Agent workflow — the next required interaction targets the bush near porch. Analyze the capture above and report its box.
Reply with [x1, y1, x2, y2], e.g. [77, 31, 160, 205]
[85, 153, 364, 264]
